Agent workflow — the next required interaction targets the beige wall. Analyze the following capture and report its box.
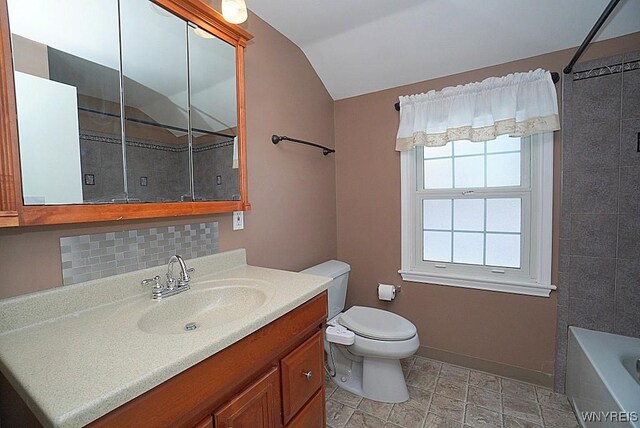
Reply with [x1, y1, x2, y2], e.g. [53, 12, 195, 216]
[0, 12, 337, 299]
[334, 32, 640, 376]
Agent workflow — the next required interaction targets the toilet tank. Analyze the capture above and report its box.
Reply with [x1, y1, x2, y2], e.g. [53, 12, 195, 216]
[301, 260, 350, 320]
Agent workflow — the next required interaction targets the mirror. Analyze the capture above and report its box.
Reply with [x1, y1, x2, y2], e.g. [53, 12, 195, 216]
[189, 23, 239, 201]
[8, 0, 123, 204]
[7, 0, 240, 205]
[121, 0, 190, 203]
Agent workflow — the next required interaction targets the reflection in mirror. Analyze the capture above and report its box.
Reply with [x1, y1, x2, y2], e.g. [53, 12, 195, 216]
[7, 0, 242, 206]
[120, 0, 190, 203]
[8, 0, 124, 204]
[189, 26, 239, 201]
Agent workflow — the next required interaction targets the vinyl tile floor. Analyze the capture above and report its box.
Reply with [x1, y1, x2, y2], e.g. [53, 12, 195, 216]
[325, 356, 579, 428]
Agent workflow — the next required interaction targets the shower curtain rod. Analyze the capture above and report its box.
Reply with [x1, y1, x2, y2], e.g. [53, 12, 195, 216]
[563, 0, 621, 75]
[393, 72, 560, 111]
[78, 107, 235, 139]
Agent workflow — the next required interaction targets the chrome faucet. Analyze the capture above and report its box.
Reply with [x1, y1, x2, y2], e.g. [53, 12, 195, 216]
[141, 255, 194, 300]
[166, 255, 193, 287]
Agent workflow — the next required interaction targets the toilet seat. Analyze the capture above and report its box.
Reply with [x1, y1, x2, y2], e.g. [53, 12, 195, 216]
[339, 306, 417, 341]
[349, 332, 420, 359]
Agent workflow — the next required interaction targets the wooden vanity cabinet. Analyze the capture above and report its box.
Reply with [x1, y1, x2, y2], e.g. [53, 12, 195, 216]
[0, 292, 327, 427]
[87, 292, 328, 428]
[211, 330, 324, 428]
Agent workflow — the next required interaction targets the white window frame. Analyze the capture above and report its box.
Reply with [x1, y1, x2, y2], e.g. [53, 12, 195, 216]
[399, 132, 556, 297]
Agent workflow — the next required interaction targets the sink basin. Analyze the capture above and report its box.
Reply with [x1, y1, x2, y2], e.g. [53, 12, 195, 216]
[137, 282, 270, 335]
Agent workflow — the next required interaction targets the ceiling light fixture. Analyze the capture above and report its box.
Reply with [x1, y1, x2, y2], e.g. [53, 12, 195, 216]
[221, 0, 247, 24]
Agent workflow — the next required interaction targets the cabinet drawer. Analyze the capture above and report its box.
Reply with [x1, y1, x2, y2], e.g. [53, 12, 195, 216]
[286, 390, 324, 428]
[280, 331, 323, 423]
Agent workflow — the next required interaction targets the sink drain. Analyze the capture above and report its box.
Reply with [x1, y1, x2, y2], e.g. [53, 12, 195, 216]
[184, 322, 198, 331]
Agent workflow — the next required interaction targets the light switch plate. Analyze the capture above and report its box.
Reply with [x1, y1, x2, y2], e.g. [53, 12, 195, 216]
[233, 211, 244, 230]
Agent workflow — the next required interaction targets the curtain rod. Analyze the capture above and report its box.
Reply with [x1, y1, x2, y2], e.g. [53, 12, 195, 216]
[271, 135, 335, 156]
[78, 107, 236, 139]
[563, 0, 621, 75]
[393, 71, 560, 111]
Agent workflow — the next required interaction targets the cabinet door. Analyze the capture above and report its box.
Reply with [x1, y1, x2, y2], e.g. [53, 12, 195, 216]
[280, 331, 323, 423]
[214, 366, 281, 428]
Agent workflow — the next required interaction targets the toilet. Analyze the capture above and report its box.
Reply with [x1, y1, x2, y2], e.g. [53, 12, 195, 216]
[302, 260, 419, 403]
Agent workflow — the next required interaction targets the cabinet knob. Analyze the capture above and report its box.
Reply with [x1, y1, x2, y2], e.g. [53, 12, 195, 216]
[303, 371, 313, 381]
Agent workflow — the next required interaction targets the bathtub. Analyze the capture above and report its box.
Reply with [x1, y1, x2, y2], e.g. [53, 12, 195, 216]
[567, 327, 640, 427]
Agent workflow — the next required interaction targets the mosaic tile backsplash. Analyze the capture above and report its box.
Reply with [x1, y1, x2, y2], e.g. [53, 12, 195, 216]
[60, 222, 218, 285]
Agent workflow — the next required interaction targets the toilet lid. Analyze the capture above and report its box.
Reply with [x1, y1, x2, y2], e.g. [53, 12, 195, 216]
[339, 306, 417, 341]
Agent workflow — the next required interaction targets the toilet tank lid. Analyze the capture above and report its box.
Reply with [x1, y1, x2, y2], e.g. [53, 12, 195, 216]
[339, 306, 417, 341]
[301, 260, 350, 278]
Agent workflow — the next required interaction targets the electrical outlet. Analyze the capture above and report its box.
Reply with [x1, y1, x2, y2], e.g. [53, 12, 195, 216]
[233, 211, 244, 230]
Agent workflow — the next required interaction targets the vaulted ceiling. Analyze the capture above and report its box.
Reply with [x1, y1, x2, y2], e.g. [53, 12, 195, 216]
[247, 0, 640, 100]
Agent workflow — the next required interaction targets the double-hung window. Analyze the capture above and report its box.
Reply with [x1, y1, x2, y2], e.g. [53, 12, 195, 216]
[400, 133, 555, 297]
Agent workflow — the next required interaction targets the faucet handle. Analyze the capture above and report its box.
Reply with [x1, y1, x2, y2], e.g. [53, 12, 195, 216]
[183, 267, 195, 281]
[141, 275, 162, 289]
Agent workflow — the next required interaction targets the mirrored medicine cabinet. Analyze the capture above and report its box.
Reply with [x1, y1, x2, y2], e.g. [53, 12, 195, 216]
[0, 0, 252, 227]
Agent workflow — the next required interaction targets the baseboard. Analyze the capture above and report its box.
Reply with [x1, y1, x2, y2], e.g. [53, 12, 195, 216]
[415, 345, 554, 389]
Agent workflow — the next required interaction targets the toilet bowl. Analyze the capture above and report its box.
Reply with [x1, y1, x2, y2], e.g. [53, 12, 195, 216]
[301, 261, 419, 403]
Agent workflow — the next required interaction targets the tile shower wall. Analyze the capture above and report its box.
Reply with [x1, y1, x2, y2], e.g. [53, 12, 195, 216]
[555, 51, 640, 392]
[193, 141, 240, 201]
[80, 132, 237, 203]
[60, 221, 218, 285]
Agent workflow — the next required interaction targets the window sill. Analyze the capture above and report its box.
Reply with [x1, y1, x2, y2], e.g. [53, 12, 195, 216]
[398, 270, 556, 297]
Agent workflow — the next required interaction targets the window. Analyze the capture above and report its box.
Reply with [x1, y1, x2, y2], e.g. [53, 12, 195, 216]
[400, 133, 555, 297]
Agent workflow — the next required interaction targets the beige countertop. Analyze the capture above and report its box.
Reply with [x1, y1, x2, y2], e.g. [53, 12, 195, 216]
[0, 249, 330, 427]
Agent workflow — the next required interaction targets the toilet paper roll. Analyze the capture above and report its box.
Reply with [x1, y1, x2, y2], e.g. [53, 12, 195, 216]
[378, 283, 396, 301]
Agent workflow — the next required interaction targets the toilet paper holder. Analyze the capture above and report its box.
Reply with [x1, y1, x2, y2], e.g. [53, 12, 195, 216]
[378, 283, 401, 294]
[378, 282, 402, 301]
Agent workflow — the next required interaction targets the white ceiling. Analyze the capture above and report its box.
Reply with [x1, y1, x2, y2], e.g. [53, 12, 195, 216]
[247, 0, 640, 100]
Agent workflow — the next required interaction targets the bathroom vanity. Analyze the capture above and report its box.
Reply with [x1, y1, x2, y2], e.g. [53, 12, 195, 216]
[0, 250, 329, 427]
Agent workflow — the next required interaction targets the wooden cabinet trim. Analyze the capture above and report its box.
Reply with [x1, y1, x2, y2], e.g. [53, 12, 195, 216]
[89, 292, 327, 428]
[153, 0, 252, 46]
[0, 0, 253, 227]
[0, 0, 21, 220]
[18, 201, 247, 226]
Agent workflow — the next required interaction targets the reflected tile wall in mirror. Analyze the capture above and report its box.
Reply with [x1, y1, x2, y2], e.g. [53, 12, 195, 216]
[193, 135, 240, 200]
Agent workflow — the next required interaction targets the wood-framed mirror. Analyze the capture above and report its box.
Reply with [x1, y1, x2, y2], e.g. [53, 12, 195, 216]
[0, 0, 252, 227]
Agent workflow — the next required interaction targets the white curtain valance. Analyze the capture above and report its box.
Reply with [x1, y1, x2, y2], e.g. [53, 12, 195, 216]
[395, 69, 560, 151]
